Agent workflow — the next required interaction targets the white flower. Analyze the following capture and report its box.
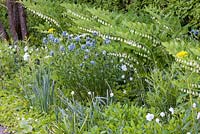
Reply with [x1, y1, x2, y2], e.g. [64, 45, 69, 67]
[88, 91, 91, 95]
[123, 90, 126, 94]
[160, 112, 165, 117]
[23, 53, 30, 61]
[110, 92, 114, 97]
[169, 107, 174, 114]
[155, 118, 160, 123]
[24, 46, 28, 52]
[186, 132, 191, 134]
[71, 91, 75, 96]
[102, 50, 106, 55]
[129, 77, 133, 81]
[192, 103, 196, 108]
[44, 56, 51, 59]
[121, 65, 127, 71]
[14, 45, 18, 49]
[197, 112, 200, 120]
[120, 58, 124, 62]
[9, 46, 12, 49]
[146, 113, 154, 121]
[121, 75, 125, 79]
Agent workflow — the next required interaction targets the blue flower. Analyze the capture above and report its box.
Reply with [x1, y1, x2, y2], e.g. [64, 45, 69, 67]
[80, 63, 84, 67]
[104, 38, 111, 44]
[86, 37, 90, 41]
[75, 36, 81, 42]
[54, 38, 60, 43]
[68, 43, 76, 51]
[81, 45, 86, 50]
[59, 45, 65, 52]
[191, 29, 199, 36]
[92, 31, 98, 36]
[42, 37, 48, 44]
[62, 31, 68, 37]
[86, 41, 91, 47]
[68, 35, 73, 40]
[90, 60, 95, 65]
[48, 34, 54, 41]
[194, 30, 199, 36]
[84, 55, 89, 60]
[91, 39, 96, 47]
[50, 50, 54, 56]
[191, 29, 195, 33]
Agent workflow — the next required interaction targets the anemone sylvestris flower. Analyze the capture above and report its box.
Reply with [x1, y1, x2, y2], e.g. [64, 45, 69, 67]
[110, 92, 114, 97]
[197, 112, 200, 120]
[23, 53, 30, 61]
[146, 113, 154, 121]
[169, 107, 174, 114]
[160, 112, 165, 117]
[71, 91, 75, 96]
[121, 65, 127, 71]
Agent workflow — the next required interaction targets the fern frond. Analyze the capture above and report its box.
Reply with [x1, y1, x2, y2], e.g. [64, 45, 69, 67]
[26, 8, 60, 27]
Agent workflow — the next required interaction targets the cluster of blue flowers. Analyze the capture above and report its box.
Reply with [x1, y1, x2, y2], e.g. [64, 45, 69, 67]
[190, 29, 199, 36]
[42, 31, 136, 88]
[42, 31, 114, 69]
[43, 34, 59, 44]
[68, 43, 76, 51]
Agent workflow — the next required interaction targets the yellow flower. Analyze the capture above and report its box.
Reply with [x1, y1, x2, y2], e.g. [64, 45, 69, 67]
[48, 28, 55, 33]
[176, 51, 188, 58]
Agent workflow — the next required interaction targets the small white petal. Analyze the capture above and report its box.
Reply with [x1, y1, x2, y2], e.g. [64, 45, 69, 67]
[110, 92, 114, 97]
[193, 103, 196, 108]
[123, 90, 126, 94]
[197, 112, 200, 120]
[71, 91, 75, 95]
[169, 107, 174, 114]
[155, 118, 160, 123]
[23, 53, 30, 61]
[160, 112, 165, 117]
[121, 65, 127, 71]
[121, 75, 125, 79]
[88, 91, 91, 95]
[146, 113, 154, 121]
[24, 46, 28, 52]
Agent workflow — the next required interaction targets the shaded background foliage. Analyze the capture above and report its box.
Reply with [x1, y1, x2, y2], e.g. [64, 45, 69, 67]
[64, 0, 199, 26]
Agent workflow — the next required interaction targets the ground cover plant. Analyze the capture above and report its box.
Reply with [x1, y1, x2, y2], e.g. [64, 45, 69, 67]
[0, 0, 200, 133]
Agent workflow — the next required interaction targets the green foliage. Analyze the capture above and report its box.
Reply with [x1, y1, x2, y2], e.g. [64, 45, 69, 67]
[26, 67, 55, 113]
[1, 0, 200, 133]
[0, 89, 56, 134]
[55, 98, 200, 133]
[0, 42, 23, 89]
